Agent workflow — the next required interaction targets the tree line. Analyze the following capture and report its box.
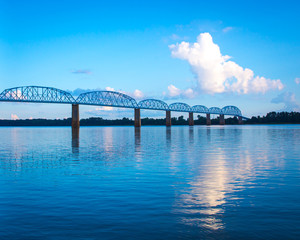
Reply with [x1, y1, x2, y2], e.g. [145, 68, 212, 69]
[0, 112, 299, 126]
[246, 111, 300, 124]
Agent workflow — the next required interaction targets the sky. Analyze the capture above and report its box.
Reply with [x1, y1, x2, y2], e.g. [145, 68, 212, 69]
[0, 0, 299, 120]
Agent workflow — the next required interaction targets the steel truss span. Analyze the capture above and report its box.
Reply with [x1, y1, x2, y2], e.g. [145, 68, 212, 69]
[0, 86, 76, 104]
[0, 86, 245, 118]
[76, 91, 138, 108]
[209, 107, 222, 115]
[191, 105, 209, 114]
[169, 102, 191, 112]
[138, 99, 169, 111]
[221, 105, 242, 116]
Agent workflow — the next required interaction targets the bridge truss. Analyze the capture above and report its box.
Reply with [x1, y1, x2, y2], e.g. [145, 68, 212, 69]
[0, 86, 246, 118]
[0, 86, 76, 104]
[138, 99, 169, 111]
[76, 91, 138, 108]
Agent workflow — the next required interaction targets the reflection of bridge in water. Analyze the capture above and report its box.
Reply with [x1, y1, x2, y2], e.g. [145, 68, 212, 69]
[0, 86, 249, 128]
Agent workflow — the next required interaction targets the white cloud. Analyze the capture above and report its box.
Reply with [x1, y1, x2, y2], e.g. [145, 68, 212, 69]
[85, 107, 133, 119]
[11, 114, 19, 120]
[271, 92, 300, 112]
[95, 106, 114, 111]
[164, 84, 196, 99]
[169, 32, 284, 94]
[168, 84, 181, 97]
[85, 107, 114, 116]
[295, 78, 300, 85]
[183, 88, 196, 98]
[104, 86, 144, 100]
[105, 86, 115, 91]
[121, 89, 145, 100]
[133, 89, 144, 99]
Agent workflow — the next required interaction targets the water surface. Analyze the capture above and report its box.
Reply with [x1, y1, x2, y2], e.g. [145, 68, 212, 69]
[0, 125, 300, 239]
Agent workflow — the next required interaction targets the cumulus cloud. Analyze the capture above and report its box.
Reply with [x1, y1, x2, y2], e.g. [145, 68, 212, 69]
[271, 92, 300, 112]
[169, 32, 284, 94]
[295, 78, 300, 85]
[11, 114, 19, 120]
[105, 87, 115, 91]
[71, 69, 91, 74]
[133, 89, 144, 99]
[167, 84, 181, 97]
[163, 84, 196, 99]
[110, 88, 145, 100]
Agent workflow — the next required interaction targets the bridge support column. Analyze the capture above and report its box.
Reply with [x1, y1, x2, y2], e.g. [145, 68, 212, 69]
[134, 108, 141, 128]
[166, 111, 171, 127]
[206, 113, 211, 125]
[189, 112, 194, 126]
[72, 104, 80, 129]
[219, 114, 225, 125]
[238, 116, 243, 124]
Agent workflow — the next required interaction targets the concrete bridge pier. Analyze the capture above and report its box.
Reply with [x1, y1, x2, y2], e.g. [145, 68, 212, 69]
[166, 110, 171, 127]
[220, 114, 225, 125]
[72, 104, 80, 129]
[238, 116, 243, 124]
[206, 113, 211, 125]
[134, 108, 141, 127]
[189, 112, 194, 126]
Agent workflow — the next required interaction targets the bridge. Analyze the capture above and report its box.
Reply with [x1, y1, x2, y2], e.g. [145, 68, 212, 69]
[0, 86, 248, 128]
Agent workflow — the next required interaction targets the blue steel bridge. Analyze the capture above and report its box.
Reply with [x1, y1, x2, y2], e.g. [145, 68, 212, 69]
[0, 86, 248, 128]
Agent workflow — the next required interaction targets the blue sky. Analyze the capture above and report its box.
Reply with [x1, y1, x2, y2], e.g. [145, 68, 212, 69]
[0, 0, 299, 119]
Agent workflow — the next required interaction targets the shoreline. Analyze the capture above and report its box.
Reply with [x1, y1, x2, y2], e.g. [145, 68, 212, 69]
[1, 123, 300, 127]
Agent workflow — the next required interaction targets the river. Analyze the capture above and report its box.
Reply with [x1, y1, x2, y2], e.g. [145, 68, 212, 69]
[0, 125, 299, 239]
